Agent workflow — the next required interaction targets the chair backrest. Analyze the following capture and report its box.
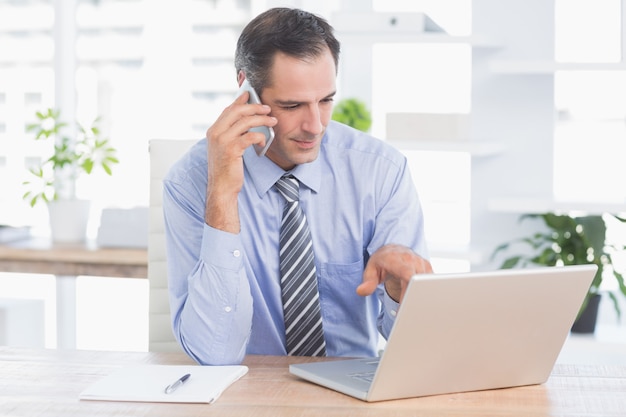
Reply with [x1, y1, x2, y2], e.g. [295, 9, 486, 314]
[148, 139, 197, 352]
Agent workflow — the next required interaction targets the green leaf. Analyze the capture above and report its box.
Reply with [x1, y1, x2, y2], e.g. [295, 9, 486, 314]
[81, 159, 94, 174]
[500, 256, 522, 269]
[490, 242, 511, 260]
[578, 215, 606, 256]
[331, 98, 372, 132]
[493, 211, 626, 322]
[23, 107, 119, 208]
[614, 269, 626, 298]
[607, 292, 621, 321]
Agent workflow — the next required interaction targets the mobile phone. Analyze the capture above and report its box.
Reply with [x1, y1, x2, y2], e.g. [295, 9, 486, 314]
[238, 78, 275, 157]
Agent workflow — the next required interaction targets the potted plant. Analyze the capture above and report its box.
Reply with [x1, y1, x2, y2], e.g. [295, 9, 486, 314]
[491, 212, 626, 333]
[332, 98, 372, 132]
[22, 108, 119, 242]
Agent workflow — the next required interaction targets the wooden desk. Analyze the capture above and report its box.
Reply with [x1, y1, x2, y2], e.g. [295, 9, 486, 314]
[1, 347, 625, 417]
[0, 237, 147, 278]
[0, 238, 147, 349]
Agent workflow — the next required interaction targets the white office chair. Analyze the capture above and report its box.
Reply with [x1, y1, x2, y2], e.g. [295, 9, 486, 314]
[148, 138, 197, 352]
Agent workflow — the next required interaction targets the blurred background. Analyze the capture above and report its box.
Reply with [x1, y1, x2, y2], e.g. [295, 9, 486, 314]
[0, 0, 625, 353]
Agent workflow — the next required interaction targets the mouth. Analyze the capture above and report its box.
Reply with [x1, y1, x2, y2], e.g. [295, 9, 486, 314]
[292, 138, 319, 149]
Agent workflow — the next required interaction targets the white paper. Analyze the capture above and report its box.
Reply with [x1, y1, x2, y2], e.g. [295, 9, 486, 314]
[79, 364, 248, 404]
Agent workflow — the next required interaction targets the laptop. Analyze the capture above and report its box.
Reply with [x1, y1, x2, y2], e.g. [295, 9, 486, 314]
[289, 264, 597, 402]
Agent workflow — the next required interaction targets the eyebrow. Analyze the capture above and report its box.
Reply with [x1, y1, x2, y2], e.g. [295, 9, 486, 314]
[275, 91, 337, 106]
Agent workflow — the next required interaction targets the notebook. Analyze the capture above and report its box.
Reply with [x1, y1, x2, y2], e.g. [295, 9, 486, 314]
[290, 264, 597, 402]
[80, 364, 248, 404]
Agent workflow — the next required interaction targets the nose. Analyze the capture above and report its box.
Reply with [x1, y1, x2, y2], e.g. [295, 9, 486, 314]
[301, 105, 323, 135]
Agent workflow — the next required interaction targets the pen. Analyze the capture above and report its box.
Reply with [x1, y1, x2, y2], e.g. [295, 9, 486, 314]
[164, 373, 191, 394]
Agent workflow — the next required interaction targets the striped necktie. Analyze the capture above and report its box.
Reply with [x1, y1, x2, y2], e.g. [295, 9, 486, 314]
[275, 175, 326, 356]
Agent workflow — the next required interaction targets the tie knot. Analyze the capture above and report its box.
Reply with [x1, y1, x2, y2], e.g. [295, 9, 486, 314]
[276, 175, 299, 203]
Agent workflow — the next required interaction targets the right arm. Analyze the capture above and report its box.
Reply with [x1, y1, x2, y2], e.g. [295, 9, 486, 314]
[164, 91, 277, 365]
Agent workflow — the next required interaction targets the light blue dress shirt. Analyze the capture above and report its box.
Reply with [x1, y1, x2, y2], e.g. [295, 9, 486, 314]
[163, 121, 429, 365]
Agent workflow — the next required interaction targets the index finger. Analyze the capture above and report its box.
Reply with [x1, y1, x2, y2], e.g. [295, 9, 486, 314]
[356, 267, 381, 297]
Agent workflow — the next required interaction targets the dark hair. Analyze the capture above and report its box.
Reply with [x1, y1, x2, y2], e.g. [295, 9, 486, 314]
[234, 7, 340, 93]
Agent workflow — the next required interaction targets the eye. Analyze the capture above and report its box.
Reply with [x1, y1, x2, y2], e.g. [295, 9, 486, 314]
[282, 104, 299, 110]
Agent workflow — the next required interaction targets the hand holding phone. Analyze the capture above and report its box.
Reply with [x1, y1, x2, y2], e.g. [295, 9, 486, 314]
[237, 78, 275, 157]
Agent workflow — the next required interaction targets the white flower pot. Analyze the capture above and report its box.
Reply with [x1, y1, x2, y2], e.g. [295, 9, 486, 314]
[48, 199, 91, 243]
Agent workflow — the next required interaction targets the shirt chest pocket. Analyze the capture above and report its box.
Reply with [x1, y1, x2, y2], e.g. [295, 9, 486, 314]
[318, 259, 367, 325]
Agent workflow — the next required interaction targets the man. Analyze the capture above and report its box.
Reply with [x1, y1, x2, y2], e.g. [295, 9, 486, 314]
[163, 7, 432, 366]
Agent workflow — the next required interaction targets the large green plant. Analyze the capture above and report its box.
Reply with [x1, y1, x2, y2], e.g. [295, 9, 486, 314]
[22, 108, 119, 207]
[332, 98, 372, 132]
[492, 212, 626, 319]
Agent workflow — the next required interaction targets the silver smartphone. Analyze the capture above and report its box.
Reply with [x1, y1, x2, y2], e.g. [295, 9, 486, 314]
[238, 78, 275, 157]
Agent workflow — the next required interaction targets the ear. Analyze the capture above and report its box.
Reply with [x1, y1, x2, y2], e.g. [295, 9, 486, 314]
[237, 71, 246, 87]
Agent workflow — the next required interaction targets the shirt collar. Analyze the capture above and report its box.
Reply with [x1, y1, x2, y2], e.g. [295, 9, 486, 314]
[243, 145, 322, 198]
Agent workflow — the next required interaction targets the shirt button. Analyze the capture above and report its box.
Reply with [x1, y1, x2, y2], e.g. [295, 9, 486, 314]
[390, 309, 397, 317]
[224, 306, 232, 313]
[232, 250, 241, 258]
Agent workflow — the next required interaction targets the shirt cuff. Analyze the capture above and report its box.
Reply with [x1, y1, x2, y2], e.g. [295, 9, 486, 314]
[380, 289, 400, 335]
[200, 224, 244, 270]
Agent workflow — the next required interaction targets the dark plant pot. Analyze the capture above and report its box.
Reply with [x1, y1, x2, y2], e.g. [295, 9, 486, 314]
[571, 293, 601, 334]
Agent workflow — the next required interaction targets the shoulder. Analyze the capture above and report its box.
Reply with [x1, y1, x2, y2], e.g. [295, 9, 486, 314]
[164, 138, 207, 187]
[322, 121, 407, 169]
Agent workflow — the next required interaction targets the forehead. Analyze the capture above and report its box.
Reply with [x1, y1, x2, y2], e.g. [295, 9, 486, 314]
[265, 50, 337, 98]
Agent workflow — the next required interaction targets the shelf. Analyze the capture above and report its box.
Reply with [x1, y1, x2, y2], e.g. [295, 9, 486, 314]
[339, 33, 499, 48]
[333, 10, 498, 47]
[488, 198, 626, 215]
[489, 61, 626, 74]
[407, 34, 500, 48]
[388, 140, 505, 157]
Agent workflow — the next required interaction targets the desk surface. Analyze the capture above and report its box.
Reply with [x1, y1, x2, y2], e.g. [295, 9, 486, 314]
[2, 347, 625, 417]
[0, 237, 147, 278]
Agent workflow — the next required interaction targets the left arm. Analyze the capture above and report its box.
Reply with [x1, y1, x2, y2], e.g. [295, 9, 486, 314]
[355, 152, 432, 336]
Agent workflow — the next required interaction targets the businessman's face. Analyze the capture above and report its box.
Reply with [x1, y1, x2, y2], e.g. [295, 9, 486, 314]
[259, 48, 337, 171]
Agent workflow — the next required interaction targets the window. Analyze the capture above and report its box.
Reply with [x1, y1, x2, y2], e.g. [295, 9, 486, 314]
[0, 0, 251, 234]
[0, 0, 253, 351]
[554, 0, 626, 203]
[372, 0, 472, 272]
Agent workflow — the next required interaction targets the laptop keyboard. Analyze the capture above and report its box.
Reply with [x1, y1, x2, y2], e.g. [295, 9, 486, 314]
[349, 371, 376, 383]
[348, 359, 380, 383]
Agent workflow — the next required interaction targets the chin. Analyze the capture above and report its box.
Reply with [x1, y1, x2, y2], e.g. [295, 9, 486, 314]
[275, 151, 319, 170]
[295, 147, 321, 164]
